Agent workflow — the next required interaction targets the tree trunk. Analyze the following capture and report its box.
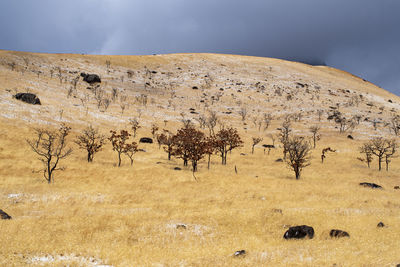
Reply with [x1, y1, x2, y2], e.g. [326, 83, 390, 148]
[295, 167, 300, 180]
[222, 152, 227, 165]
[192, 161, 197, 172]
[47, 158, 52, 183]
[252, 145, 255, 154]
[378, 157, 382, 171]
[386, 157, 389, 171]
[118, 152, 121, 167]
[87, 152, 93, 162]
[208, 154, 211, 169]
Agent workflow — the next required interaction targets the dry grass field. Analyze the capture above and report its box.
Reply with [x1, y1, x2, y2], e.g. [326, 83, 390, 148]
[0, 50, 400, 266]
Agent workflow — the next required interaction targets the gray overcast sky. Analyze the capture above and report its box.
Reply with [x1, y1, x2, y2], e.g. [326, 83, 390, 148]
[1, 0, 399, 94]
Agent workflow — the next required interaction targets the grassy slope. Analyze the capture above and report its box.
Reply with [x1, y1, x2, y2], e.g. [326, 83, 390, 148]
[0, 50, 399, 266]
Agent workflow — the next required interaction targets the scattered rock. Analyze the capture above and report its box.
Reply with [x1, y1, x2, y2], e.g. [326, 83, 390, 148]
[139, 137, 153, 144]
[80, 73, 101, 84]
[275, 158, 283, 162]
[176, 224, 187, 230]
[283, 225, 314, 239]
[234, 250, 246, 257]
[329, 229, 350, 238]
[0, 209, 11, 220]
[347, 135, 354, 140]
[174, 167, 181, 171]
[272, 208, 282, 214]
[359, 182, 383, 189]
[377, 222, 385, 228]
[14, 93, 41, 105]
[262, 144, 275, 148]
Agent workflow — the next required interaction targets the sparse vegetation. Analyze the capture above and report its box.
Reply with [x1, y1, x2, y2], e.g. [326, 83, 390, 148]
[75, 125, 106, 162]
[2, 51, 400, 266]
[285, 136, 312, 179]
[27, 124, 72, 183]
[214, 127, 243, 165]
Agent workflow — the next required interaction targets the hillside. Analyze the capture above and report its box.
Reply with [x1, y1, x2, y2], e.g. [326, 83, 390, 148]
[0, 50, 400, 266]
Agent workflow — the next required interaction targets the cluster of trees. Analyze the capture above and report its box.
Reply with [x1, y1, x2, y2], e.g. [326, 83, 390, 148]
[26, 122, 244, 183]
[359, 137, 397, 171]
[157, 124, 243, 174]
[26, 117, 399, 184]
[27, 124, 138, 183]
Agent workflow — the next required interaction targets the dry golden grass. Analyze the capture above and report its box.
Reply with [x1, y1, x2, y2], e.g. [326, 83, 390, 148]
[0, 50, 400, 266]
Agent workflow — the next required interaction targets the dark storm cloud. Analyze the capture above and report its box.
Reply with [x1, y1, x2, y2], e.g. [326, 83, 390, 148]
[1, 0, 399, 94]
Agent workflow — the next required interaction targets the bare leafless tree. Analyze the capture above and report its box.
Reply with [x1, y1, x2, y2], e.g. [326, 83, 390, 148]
[278, 120, 292, 159]
[195, 114, 207, 129]
[263, 114, 273, 131]
[238, 107, 247, 122]
[309, 125, 321, 149]
[129, 118, 141, 138]
[252, 137, 263, 154]
[119, 94, 127, 114]
[365, 137, 397, 171]
[335, 115, 356, 133]
[75, 125, 106, 162]
[27, 124, 72, 183]
[358, 144, 373, 168]
[151, 123, 159, 138]
[389, 114, 400, 136]
[384, 140, 397, 171]
[285, 136, 312, 179]
[207, 111, 218, 135]
[317, 109, 324, 121]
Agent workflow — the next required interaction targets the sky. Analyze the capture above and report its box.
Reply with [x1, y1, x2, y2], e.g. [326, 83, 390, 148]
[1, 0, 399, 94]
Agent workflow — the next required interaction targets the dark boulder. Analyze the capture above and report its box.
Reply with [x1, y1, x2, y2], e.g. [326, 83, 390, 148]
[377, 222, 385, 228]
[329, 229, 350, 238]
[174, 167, 181, 171]
[347, 135, 354, 140]
[81, 73, 101, 84]
[234, 250, 246, 257]
[0, 209, 11, 220]
[262, 144, 275, 148]
[275, 158, 283, 162]
[14, 93, 41, 105]
[394, 186, 400, 190]
[139, 137, 153, 144]
[176, 224, 187, 230]
[283, 225, 314, 239]
[360, 182, 383, 189]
